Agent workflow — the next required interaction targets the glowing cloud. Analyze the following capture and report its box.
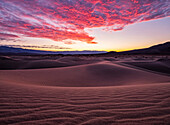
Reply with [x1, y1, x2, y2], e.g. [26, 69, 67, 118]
[0, 0, 169, 44]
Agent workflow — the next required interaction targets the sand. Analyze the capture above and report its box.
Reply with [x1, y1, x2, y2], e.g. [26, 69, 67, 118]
[0, 56, 170, 124]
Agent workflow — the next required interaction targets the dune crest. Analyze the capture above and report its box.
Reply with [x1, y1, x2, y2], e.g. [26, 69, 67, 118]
[0, 61, 169, 87]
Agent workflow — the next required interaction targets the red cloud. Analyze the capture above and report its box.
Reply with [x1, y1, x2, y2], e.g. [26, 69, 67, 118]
[0, 0, 169, 44]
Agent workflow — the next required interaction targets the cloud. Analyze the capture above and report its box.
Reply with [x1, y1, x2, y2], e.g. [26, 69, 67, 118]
[0, 0, 169, 44]
[0, 32, 20, 42]
[0, 44, 71, 50]
[0, 33, 19, 38]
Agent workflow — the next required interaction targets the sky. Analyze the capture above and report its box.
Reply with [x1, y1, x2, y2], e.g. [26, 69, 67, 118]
[0, 0, 169, 52]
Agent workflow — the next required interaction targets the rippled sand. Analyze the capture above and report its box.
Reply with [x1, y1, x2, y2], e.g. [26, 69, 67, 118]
[0, 82, 170, 124]
[0, 56, 170, 124]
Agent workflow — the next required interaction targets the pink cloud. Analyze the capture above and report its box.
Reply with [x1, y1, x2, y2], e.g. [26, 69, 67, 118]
[0, 0, 169, 44]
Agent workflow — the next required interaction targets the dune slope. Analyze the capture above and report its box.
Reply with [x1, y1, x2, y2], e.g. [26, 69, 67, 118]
[0, 61, 170, 87]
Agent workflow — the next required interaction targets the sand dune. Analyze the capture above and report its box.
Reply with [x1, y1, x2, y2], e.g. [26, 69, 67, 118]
[121, 59, 170, 75]
[0, 61, 170, 87]
[0, 56, 100, 69]
[0, 56, 170, 124]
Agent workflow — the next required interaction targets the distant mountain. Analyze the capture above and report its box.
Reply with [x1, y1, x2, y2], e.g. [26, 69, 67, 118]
[0, 42, 169, 55]
[107, 41, 170, 55]
[0, 46, 107, 55]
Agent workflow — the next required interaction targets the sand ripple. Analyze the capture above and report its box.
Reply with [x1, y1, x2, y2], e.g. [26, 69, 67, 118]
[0, 82, 170, 125]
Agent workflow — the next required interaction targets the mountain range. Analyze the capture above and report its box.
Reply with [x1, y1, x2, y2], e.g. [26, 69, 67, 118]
[107, 41, 170, 55]
[0, 41, 169, 55]
[0, 46, 107, 55]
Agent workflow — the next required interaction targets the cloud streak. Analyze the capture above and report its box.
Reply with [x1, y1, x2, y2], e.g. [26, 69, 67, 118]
[0, 44, 71, 50]
[0, 0, 169, 44]
[0, 33, 19, 38]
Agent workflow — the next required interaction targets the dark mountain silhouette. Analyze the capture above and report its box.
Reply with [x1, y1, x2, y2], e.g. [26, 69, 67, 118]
[0, 46, 107, 55]
[107, 41, 170, 55]
[0, 41, 169, 55]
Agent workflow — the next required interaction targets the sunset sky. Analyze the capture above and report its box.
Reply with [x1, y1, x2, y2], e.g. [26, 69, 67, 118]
[0, 0, 169, 51]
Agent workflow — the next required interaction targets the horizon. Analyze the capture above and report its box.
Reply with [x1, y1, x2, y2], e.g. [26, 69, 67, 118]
[0, 0, 170, 52]
[0, 40, 169, 53]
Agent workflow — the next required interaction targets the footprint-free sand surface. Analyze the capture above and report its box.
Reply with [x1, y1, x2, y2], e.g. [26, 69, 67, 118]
[0, 56, 170, 124]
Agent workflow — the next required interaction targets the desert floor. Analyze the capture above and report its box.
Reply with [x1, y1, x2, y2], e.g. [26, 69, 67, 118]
[0, 55, 170, 124]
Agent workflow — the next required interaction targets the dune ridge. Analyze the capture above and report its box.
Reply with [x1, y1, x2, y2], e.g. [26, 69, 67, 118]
[0, 61, 170, 87]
